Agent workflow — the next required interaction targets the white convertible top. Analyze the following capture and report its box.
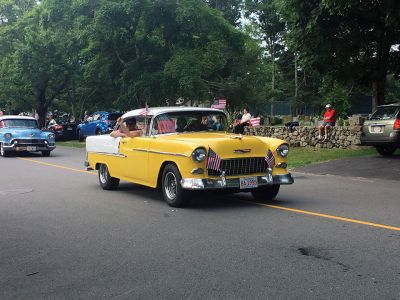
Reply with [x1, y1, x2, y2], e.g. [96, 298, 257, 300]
[122, 106, 225, 119]
[0, 115, 36, 121]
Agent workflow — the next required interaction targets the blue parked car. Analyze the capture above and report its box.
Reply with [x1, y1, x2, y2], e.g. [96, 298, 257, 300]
[0, 115, 56, 157]
[77, 111, 122, 141]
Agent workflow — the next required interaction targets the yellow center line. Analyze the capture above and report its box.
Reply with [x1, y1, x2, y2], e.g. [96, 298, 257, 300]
[247, 201, 400, 232]
[17, 157, 96, 175]
[16, 156, 400, 232]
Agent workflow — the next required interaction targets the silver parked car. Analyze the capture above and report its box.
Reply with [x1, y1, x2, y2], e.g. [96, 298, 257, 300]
[360, 103, 400, 156]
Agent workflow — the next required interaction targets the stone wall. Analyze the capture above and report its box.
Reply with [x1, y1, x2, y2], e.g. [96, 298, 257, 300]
[245, 125, 363, 149]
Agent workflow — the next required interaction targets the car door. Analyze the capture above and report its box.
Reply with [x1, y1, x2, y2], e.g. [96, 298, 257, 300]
[86, 113, 102, 136]
[119, 136, 151, 184]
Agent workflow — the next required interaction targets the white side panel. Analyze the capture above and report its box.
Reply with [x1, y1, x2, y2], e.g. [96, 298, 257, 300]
[86, 135, 121, 154]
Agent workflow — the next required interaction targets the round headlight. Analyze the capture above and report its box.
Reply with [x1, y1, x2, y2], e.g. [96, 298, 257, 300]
[192, 148, 206, 162]
[4, 133, 12, 140]
[48, 133, 55, 139]
[277, 144, 289, 157]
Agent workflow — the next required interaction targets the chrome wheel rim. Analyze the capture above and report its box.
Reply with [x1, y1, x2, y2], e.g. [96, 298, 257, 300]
[99, 165, 108, 184]
[0, 144, 4, 156]
[164, 172, 177, 200]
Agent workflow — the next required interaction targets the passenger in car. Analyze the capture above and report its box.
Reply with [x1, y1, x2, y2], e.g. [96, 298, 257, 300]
[110, 117, 142, 138]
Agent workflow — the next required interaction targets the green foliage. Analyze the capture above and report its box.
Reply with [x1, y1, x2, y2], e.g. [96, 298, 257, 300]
[278, 0, 400, 107]
[319, 78, 351, 118]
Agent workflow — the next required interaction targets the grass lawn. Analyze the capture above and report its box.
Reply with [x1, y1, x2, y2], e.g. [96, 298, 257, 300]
[57, 140, 387, 169]
[57, 140, 86, 148]
[288, 146, 378, 169]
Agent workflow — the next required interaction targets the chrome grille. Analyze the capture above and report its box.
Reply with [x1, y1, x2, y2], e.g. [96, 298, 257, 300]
[14, 139, 46, 145]
[208, 157, 268, 176]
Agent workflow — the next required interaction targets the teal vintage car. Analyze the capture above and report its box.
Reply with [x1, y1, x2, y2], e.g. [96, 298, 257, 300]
[0, 115, 56, 157]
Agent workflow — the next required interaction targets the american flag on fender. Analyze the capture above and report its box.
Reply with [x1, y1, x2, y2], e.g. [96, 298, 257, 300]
[211, 98, 227, 110]
[249, 117, 260, 127]
[206, 148, 222, 171]
[265, 149, 275, 169]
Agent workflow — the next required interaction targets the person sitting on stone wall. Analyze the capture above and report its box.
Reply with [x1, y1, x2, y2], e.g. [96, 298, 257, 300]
[318, 104, 337, 140]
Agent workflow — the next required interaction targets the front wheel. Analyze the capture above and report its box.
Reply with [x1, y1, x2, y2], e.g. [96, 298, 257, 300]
[0, 143, 11, 157]
[42, 150, 51, 157]
[95, 128, 102, 135]
[98, 164, 120, 190]
[375, 146, 396, 156]
[251, 185, 280, 202]
[161, 164, 188, 207]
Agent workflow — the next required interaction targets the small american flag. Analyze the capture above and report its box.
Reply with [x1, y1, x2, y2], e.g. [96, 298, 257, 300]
[265, 149, 275, 169]
[211, 98, 227, 110]
[139, 107, 148, 116]
[206, 148, 222, 171]
[249, 117, 260, 127]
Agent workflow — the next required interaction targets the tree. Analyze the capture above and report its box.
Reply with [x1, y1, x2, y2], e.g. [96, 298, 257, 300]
[245, 0, 286, 115]
[279, 0, 400, 110]
[204, 0, 243, 26]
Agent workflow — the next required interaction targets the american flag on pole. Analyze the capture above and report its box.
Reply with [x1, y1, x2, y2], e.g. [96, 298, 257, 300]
[211, 98, 227, 110]
[249, 117, 260, 127]
[139, 106, 148, 116]
[265, 149, 275, 169]
[206, 148, 222, 171]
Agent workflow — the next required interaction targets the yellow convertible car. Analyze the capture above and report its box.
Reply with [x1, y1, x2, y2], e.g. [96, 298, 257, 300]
[85, 107, 293, 207]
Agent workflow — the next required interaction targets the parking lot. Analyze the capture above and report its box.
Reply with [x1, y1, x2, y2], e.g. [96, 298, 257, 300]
[1, 147, 399, 299]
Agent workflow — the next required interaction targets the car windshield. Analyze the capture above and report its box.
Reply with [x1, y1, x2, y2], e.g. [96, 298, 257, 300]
[3, 119, 38, 128]
[107, 113, 122, 121]
[151, 111, 228, 135]
[370, 107, 399, 120]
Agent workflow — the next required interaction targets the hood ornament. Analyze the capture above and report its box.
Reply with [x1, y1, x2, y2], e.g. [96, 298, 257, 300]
[229, 134, 243, 140]
[233, 149, 251, 154]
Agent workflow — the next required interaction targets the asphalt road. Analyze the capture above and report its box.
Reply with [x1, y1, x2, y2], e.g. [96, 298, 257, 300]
[1, 147, 400, 299]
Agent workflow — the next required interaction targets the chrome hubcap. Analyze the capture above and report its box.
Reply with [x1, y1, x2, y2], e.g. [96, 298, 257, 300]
[99, 165, 108, 183]
[164, 172, 177, 200]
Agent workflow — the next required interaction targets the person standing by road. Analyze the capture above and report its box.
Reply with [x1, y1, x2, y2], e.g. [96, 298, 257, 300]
[318, 103, 337, 140]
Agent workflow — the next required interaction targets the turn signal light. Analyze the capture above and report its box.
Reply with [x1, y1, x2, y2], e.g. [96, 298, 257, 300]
[394, 119, 400, 130]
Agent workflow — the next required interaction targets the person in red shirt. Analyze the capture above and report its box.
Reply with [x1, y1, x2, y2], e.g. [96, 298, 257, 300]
[318, 104, 337, 140]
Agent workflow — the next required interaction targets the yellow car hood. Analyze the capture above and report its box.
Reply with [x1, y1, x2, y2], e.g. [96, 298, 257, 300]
[158, 132, 282, 158]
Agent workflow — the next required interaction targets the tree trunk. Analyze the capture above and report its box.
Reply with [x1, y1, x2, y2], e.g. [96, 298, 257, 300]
[372, 76, 386, 111]
[294, 53, 298, 116]
[271, 42, 275, 116]
[36, 88, 48, 128]
[371, 26, 391, 111]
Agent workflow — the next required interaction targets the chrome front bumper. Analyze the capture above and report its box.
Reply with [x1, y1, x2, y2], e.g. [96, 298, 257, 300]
[181, 173, 294, 190]
[3, 144, 56, 151]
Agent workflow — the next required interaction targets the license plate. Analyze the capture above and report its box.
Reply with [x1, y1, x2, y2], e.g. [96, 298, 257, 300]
[239, 177, 258, 189]
[372, 126, 382, 133]
[67, 127, 73, 131]
[27, 146, 36, 151]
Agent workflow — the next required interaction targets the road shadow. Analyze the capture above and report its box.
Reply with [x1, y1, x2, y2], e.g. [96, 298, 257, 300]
[4, 151, 63, 158]
[115, 182, 258, 210]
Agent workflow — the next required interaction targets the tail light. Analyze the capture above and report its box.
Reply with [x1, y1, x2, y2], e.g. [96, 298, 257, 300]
[54, 124, 63, 130]
[394, 119, 400, 130]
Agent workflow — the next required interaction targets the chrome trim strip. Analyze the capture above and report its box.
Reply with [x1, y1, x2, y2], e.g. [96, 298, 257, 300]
[87, 151, 127, 158]
[131, 148, 189, 157]
[233, 149, 251, 154]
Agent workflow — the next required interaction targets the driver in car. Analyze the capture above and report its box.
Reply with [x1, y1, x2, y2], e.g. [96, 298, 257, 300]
[110, 117, 142, 138]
